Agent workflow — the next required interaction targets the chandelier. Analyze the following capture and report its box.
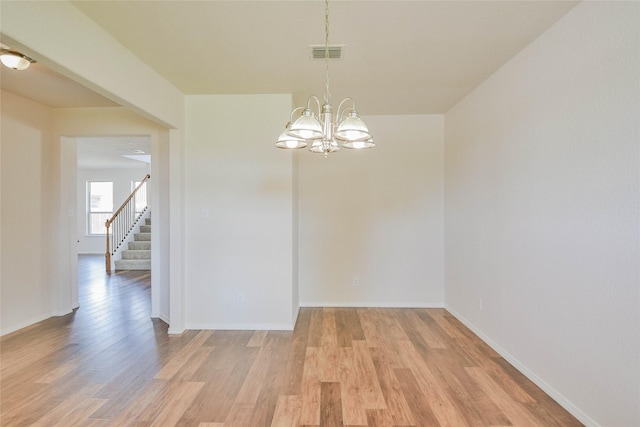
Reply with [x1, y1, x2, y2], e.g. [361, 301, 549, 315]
[276, 0, 374, 156]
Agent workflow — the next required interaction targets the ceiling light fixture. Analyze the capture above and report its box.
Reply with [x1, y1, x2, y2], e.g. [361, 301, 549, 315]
[0, 45, 36, 71]
[276, 0, 374, 156]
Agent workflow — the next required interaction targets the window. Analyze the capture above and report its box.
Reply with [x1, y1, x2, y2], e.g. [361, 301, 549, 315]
[88, 181, 113, 235]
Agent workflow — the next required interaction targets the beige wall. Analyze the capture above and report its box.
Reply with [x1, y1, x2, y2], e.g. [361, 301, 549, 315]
[184, 94, 296, 329]
[298, 114, 444, 307]
[444, 2, 639, 426]
[1, 91, 54, 335]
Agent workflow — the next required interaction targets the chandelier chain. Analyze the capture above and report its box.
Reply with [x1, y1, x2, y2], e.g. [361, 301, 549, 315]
[324, 0, 331, 104]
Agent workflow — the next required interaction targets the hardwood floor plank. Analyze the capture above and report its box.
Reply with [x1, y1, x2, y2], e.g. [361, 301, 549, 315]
[283, 309, 310, 395]
[319, 308, 340, 383]
[172, 346, 215, 382]
[335, 308, 365, 347]
[51, 398, 107, 427]
[154, 330, 213, 380]
[245, 333, 293, 426]
[89, 369, 159, 419]
[369, 347, 415, 426]
[148, 381, 205, 426]
[34, 354, 82, 384]
[453, 336, 535, 404]
[104, 378, 166, 425]
[429, 310, 469, 340]
[298, 346, 322, 426]
[320, 382, 344, 426]
[247, 330, 268, 347]
[352, 340, 387, 409]
[337, 347, 368, 425]
[306, 308, 324, 348]
[466, 366, 546, 426]
[178, 345, 259, 424]
[366, 408, 404, 427]
[374, 309, 411, 342]
[491, 358, 582, 426]
[394, 367, 442, 426]
[357, 308, 381, 348]
[233, 341, 278, 405]
[270, 395, 302, 427]
[29, 384, 104, 427]
[403, 310, 446, 349]
[395, 340, 470, 426]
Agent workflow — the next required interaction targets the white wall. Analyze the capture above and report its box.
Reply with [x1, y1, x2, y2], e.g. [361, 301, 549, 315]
[298, 115, 444, 307]
[444, 2, 639, 426]
[184, 94, 295, 329]
[77, 167, 150, 254]
[1, 91, 54, 335]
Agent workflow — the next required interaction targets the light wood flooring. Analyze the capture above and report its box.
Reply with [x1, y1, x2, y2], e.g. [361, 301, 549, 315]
[0, 255, 582, 426]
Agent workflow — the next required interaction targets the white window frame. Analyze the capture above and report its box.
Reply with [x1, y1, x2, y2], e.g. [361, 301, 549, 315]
[87, 181, 113, 235]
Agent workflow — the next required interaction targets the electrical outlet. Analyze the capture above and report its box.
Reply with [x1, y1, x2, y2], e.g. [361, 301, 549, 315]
[479, 297, 483, 310]
[236, 292, 245, 304]
[201, 208, 210, 219]
[352, 276, 359, 287]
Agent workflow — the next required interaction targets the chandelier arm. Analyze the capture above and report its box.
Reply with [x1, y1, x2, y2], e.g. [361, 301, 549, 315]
[289, 106, 306, 121]
[336, 97, 355, 122]
[305, 95, 321, 115]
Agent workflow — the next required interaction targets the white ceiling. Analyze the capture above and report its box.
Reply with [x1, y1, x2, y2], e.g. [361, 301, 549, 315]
[69, 0, 578, 115]
[1, 62, 118, 108]
[2, 0, 577, 115]
[77, 136, 151, 170]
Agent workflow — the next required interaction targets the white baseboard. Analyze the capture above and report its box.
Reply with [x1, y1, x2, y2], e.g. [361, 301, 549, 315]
[151, 312, 170, 324]
[444, 304, 600, 427]
[152, 313, 177, 333]
[292, 304, 301, 328]
[1, 313, 53, 337]
[299, 301, 444, 308]
[185, 322, 295, 331]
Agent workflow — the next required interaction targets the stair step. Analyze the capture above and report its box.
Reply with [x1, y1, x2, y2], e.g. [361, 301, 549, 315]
[128, 241, 151, 250]
[140, 225, 151, 233]
[115, 259, 151, 271]
[134, 233, 151, 241]
[122, 250, 151, 260]
[145, 217, 151, 225]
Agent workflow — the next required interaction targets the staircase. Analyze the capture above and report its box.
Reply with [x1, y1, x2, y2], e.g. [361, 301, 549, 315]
[115, 216, 151, 271]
